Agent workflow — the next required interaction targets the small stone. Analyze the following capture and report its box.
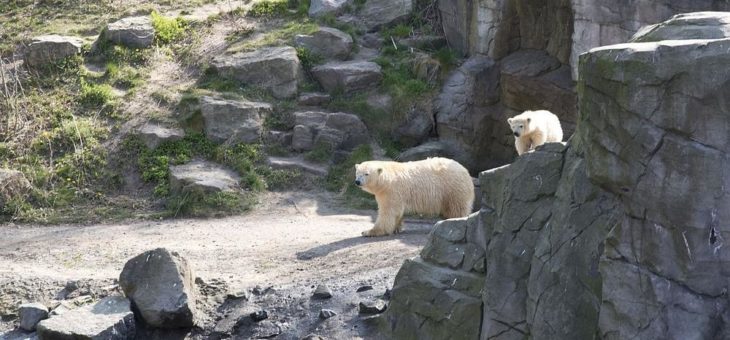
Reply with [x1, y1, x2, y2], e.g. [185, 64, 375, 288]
[104, 16, 155, 48]
[226, 291, 248, 300]
[312, 285, 333, 299]
[383, 288, 392, 300]
[250, 310, 268, 322]
[358, 299, 387, 315]
[248, 320, 281, 338]
[319, 309, 337, 320]
[36, 296, 134, 340]
[19, 302, 48, 331]
[356, 285, 373, 293]
[24, 35, 84, 67]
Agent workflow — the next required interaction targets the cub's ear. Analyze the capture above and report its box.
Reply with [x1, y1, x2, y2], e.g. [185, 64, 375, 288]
[377, 168, 383, 174]
[507, 118, 513, 124]
[526, 117, 531, 123]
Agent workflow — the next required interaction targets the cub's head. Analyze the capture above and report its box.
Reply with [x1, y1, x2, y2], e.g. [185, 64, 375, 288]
[507, 116, 531, 138]
[354, 162, 384, 193]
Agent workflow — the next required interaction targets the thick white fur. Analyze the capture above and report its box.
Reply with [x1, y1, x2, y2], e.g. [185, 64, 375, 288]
[355, 157, 474, 237]
[507, 110, 563, 155]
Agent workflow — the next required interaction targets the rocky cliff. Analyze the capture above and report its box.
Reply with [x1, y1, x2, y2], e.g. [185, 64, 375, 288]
[383, 12, 730, 339]
[433, 0, 730, 173]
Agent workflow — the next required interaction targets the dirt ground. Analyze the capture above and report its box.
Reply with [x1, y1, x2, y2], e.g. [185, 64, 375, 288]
[0, 190, 433, 339]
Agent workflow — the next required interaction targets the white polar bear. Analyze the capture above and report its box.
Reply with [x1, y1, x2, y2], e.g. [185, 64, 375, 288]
[507, 110, 564, 155]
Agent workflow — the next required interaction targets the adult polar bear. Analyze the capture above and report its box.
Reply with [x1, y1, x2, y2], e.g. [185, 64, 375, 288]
[354, 157, 474, 237]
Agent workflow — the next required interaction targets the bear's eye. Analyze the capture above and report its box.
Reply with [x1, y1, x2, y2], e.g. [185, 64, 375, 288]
[364, 173, 369, 176]
[519, 125, 523, 128]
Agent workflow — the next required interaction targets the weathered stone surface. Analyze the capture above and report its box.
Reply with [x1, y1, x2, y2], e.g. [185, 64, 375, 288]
[267, 156, 328, 177]
[435, 55, 513, 173]
[19, 303, 48, 331]
[24, 35, 83, 67]
[36, 296, 135, 340]
[358, 299, 387, 315]
[308, 0, 350, 18]
[120, 248, 197, 328]
[393, 101, 434, 147]
[291, 111, 369, 152]
[312, 285, 333, 299]
[311, 61, 382, 93]
[211, 46, 301, 99]
[358, 0, 413, 31]
[200, 96, 271, 144]
[135, 124, 185, 150]
[169, 160, 240, 194]
[396, 141, 462, 164]
[297, 92, 331, 106]
[400, 35, 448, 51]
[632, 11, 730, 42]
[295, 27, 353, 60]
[104, 16, 154, 48]
[319, 309, 337, 320]
[265, 130, 292, 147]
[0, 169, 31, 210]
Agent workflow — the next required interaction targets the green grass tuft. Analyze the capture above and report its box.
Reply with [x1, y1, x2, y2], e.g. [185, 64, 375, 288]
[248, 0, 290, 18]
[151, 11, 188, 44]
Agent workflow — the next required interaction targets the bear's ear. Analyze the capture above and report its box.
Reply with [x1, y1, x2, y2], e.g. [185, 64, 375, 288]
[507, 118, 513, 124]
[526, 117, 531, 123]
[377, 168, 383, 174]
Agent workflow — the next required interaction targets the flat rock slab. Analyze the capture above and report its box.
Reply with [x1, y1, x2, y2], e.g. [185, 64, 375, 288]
[200, 96, 271, 144]
[169, 160, 240, 194]
[136, 123, 185, 150]
[24, 35, 84, 67]
[211, 46, 301, 99]
[308, 0, 350, 17]
[298, 92, 331, 106]
[267, 156, 328, 177]
[311, 60, 382, 93]
[291, 111, 370, 152]
[36, 296, 134, 340]
[358, 0, 413, 31]
[119, 248, 197, 328]
[104, 16, 155, 48]
[632, 11, 730, 42]
[295, 27, 353, 60]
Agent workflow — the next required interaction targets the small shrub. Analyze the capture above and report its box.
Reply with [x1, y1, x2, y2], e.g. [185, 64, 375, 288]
[151, 11, 188, 44]
[296, 47, 324, 70]
[166, 190, 254, 218]
[383, 24, 412, 38]
[79, 80, 114, 107]
[325, 144, 376, 209]
[304, 141, 333, 163]
[433, 47, 458, 68]
[248, 0, 289, 18]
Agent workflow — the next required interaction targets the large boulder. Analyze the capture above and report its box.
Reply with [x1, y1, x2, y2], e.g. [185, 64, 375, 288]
[19, 302, 48, 331]
[36, 296, 135, 340]
[119, 248, 198, 328]
[0, 169, 31, 210]
[358, 0, 414, 31]
[211, 46, 301, 99]
[311, 61, 382, 93]
[308, 0, 350, 18]
[135, 123, 185, 150]
[631, 11, 730, 42]
[291, 111, 369, 152]
[295, 27, 353, 60]
[200, 96, 271, 144]
[24, 35, 84, 67]
[169, 161, 240, 194]
[104, 16, 155, 48]
[435, 55, 513, 173]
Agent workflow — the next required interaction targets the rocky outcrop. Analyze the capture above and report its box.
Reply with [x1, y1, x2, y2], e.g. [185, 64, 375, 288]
[308, 0, 350, 18]
[311, 61, 382, 93]
[120, 248, 198, 328]
[104, 16, 155, 48]
[0, 169, 31, 210]
[291, 111, 369, 152]
[383, 13, 730, 339]
[24, 35, 84, 67]
[200, 96, 271, 144]
[169, 161, 240, 194]
[36, 296, 135, 340]
[295, 27, 353, 60]
[358, 0, 413, 31]
[211, 46, 301, 99]
[135, 123, 185, 150]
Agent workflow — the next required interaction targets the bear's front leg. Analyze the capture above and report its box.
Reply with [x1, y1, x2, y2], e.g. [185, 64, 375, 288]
[515, 138, 530, 155]
[362, 198, 403, 237]
[529, 130, 547, 152]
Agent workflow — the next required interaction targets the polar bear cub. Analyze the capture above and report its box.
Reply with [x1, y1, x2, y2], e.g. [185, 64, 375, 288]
[507, 110, 563, 155]
[354, 157, 474, 237]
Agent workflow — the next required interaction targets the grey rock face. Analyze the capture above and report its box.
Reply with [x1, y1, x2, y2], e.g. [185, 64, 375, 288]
[36, 296, 135, 340]
[435, 56, 513, 173]
[358, 0, 413, 31]
[295, 27, 353, 60]
[104, 16, 155, 48]
[291, 111, 369, 152]
[200, 96, 271, 144]
[393, 100, 434, 147]
[136, 124, 185, 150]
[311, 61, 382, 93]
[19, 303, 48, 331]
[298, 92, 331, 106]
[119, 248, 197, 328]
[632, 11, 730, 42]
[0, 169, 31, 210]
[211, 46, 301, 99]
[169, 161, 240, 194]
[24, 35, 84, 67]
[308, 0, 350, 18]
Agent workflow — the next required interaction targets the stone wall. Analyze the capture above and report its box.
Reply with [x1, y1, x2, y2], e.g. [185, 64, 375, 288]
[383, 12, 730, 339]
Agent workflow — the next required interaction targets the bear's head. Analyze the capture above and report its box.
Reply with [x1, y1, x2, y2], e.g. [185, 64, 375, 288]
[507, 116, 531, 138]
[354, 162, 384, 194]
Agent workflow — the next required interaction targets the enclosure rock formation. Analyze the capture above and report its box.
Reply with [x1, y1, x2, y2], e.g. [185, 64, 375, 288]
[383, 12, 730, 339]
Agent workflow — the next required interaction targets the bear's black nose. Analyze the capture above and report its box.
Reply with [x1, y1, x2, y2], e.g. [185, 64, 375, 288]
[513, 132, 519, 137]
[355, 180, 361, 186]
